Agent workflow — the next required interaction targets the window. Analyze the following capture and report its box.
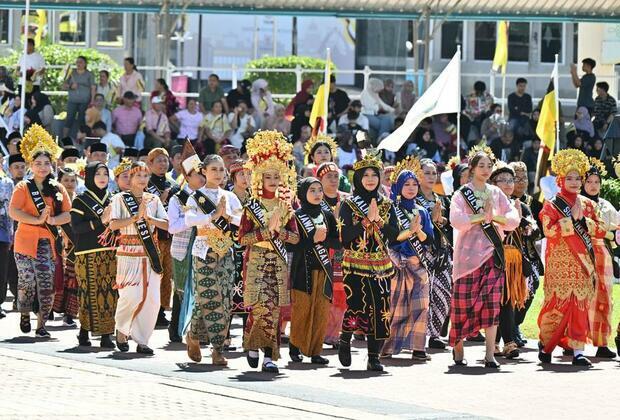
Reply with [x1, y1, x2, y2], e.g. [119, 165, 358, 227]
[97, 13, 124, 47]
[0, 10, 9, 45]
[508, 23, 529, 62]
[59, 12, 86, 45]
[572, 23, 579, 64]
[440, 21, 463, 59]
[541, 23, 562, 63]
[474, 22, 495, 60]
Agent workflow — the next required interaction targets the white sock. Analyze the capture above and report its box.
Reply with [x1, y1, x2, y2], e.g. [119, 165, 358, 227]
[249, 350, 259, 358]
[263, 357, 273, 365]
[574, 349, 584, 358]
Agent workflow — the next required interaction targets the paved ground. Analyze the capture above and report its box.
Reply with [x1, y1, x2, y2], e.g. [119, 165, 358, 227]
[1, 303, 619, 419]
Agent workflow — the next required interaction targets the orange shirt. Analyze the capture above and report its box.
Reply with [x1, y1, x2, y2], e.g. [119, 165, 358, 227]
[10, 180, 71, 259]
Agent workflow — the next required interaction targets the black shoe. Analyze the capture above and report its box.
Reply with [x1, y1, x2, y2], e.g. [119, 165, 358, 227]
[223, 344, 237, 351]
[353, 333, 365, 341]
[538, 346, 552, 364]
[367, 357, 384, 372]
[595, 346, 616, 359]
[331, 343, 340, 350]
[48, 310, 54, 321]
[289, 345, 303, 363]
[514, 337, 525, 348]
[514, 326, 527, 345]
[563, 348, 574, 356]
[77, 328, 91, 346]
[35, 327, 51, 339]
[20, 314, 31, 333]
[116, 332, 129, 352]
[156, 308, 170, 327]
[428, 337, 446, 349]
[412, 351, 431, 361]
[338, 340, 351, 367]
[247, 352, 259, 368]
[484, 358, 501, 369]
[262, 361, 279, 373]
[169, 334, 182, 343]
[572, 354, 592, 367]
[63, 315, 77, 328]
[0, 309, 6, 319]
[136, 344, 154, 355]
[466, 332, 485, 342]
[615, 336, 620, 351]
[100, 334, 115, 349]
[452, 349, 468, 366]
[311, 355, 329, 365]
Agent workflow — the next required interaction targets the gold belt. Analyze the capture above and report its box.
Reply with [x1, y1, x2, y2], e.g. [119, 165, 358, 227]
[197, 227, 234, 258]
[255, 241, 274, 250]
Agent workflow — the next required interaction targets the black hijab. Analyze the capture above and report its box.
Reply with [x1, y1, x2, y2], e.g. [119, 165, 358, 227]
[85, 162, 109, 200]
[581, 172, 600, 202]
[452, 163, 469, 193]
[353, 166, 381, 204]
[297, 177, 323, 218]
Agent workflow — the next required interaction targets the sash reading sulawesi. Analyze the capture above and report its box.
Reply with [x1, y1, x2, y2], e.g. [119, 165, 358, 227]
[246, 198, 288, 262]
[192, 189, 231, 234]
[393, 204, 433, 270]
[460, 186, 505, 269]
[295, 211, 333, 291]
[552, 195, 595, 265]
[120, 192, 163, 274]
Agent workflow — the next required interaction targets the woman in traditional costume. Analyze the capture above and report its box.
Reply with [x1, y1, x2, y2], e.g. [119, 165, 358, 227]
[449, 147, 520, 368]
[109, 162, 169, 355]
[72, 162, 118, 348]
[337, 150, 400, 372]
[381, 157, 435, 361]
[537, 149, 605, 367]
[580, 157, 618, 359]
[315, 162, 349, 348]
[288, 177, 341, 364]
[184, 154, 242, 366]
[239, 130, 299, 374]
[9, 124, 70, 339]
[305, 134, 351, 193]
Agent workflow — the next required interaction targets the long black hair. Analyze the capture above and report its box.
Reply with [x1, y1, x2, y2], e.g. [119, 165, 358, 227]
[32, 150, 62, 215]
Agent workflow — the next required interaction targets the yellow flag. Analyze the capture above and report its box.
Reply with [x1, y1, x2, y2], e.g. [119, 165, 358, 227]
[534, 62, 559, 195]
[492, 21, 509, 74]
[309, 52, 332, 135]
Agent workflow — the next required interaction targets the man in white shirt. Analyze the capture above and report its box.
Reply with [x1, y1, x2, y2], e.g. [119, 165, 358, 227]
[93, 120, 125, 169]
[170, 98, 203, 142]
[16, 39, 46, 98]
[228, 101, 255, 149]
[337, 100, 370, 131]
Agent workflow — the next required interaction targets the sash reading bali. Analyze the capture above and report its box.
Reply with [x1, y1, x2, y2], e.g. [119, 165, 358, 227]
[120, 192, 163, 274]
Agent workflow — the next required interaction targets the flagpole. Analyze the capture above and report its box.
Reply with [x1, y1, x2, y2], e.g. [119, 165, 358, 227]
[501, 71, 506, 119]
[554, 54, 560, 154]
[19, 0, 30, 135]
[322, 48, 331, 135]
[456, 45, 461, 160]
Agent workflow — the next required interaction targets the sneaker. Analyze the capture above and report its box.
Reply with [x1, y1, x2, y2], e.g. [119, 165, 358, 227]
[367, 357, 384, 371]
[572, 354, 592, 367]
[35, 327, 51, 339]
[63, 315, 77, 328]
[595, 346, 616, 359]
[261, 361, 279, 373]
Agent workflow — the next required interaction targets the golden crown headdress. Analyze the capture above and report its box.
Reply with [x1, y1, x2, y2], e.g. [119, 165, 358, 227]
[551, 148, 590, 178]
[113, 157, 133, 177]
[467, 142, 496, 163]
[20, 123, 63, 164]
[244, 130, 297, 198]
[353, 148, 383, 172]
[390, 155, 422, 183]
[587, 157, 607, 178]
[447, 155, 461, 171]
[304, 134, 338, 164]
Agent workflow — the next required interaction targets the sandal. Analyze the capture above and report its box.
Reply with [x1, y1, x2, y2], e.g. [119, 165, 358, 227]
[20, 314, 31, 334]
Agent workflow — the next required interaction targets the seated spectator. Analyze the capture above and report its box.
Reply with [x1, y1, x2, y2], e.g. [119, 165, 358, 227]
[250, 78, 275, 128]
[76, 124, 93, 148]
[93, 120, 125, 169]
[116, 57, 145, 105]
[285, 79, 314, 120]
[589, 137, 604, 158]
[432, 113, 458, 157]
[328, 75, 351, 127]
[228, 100, 256, 149]
[226, 79, 252, 111]
[112, 91, 143, 147]
[199, 73, 228, 114]
[335, 126, 359, 169]
[464, 81, 494, 139]
[144, 96, 171, 148]
[84, 106, 101, 129]
[4, 96, 24, 133]
[415, 128, 441, 162]
[25, 91, 54, 132]
[361, 78, 395, 140]
[379, 79, 397, 110]
[592, 81, 617, 135]
[480, 104, 506, 143]
[219, 145, 241, 170]
[290, 103, 312, 142]
[490, 128, 520, 162]
[86, 142, 109, 164]
[337, 100, 369, 132]
[507, 77, 533, 140]
[92, 93, 112, 132]
[566, 130, 586, 152]
[96, 70, 115, 107]
[526, 109, 540, 142]
[293, 125, 312, 166]
[573, 106, 595, 141]
[262, 104, 291, 136]
[396, 80, 416, 115]
[0, 66, 16, 101]
[151, 78, 179, 117]
[170, 98, 203, 144]
[198, 100, 232, 156]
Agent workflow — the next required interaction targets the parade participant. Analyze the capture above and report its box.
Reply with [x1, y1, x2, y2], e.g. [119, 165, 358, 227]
[86, 142, 108, 164]
[0, 162, 14, 319]
[381, 157, 435, 361]
[53, 167, 80, 327]
[219, 145, 240, 170]
[72, 162, 117, 348]
[166, 141, 205, 343]
[113, 158, 133, 192]
[449, 146, 520, 368]
[109, 162, 168, 354]
[8, 153, 27, 183]
[337, 149, 400, 372]
[9, 124, 69, 338]
[138, 148, 151, 163]
[417, 158, 453, 348]
[288, 177, 341, 364]
[580, 158, 618, 359]
[537, 149, 605, 366]
[238, 130, 299, 374]
[305, 134, 351, 193]
[183, 154, 242, 365]
[123, 147, 139, 163]
[316, 162, 349, 347]
[146, 148, 177, 327]
[59, 147, 81, 167]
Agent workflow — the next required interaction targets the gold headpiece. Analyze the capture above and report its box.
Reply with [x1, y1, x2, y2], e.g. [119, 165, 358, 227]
[113, 158, 133, 177]
[353, 148, 383, 172]
[244, 130, 297, 198]
[304, 134, 338, 164]
[64, 157, 87, 178]
[551, 148, 590, 178]
[390, 155, 422, 183]
[490, 160, 514, 179]
[20, 124, 63, 163]
[467, 142, 496, 163]
[447, 155, 461, 171]
[587, 157, 607, 178]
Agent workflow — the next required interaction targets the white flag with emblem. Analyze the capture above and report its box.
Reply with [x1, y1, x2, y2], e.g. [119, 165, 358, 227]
[378, 51, 461, 152]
